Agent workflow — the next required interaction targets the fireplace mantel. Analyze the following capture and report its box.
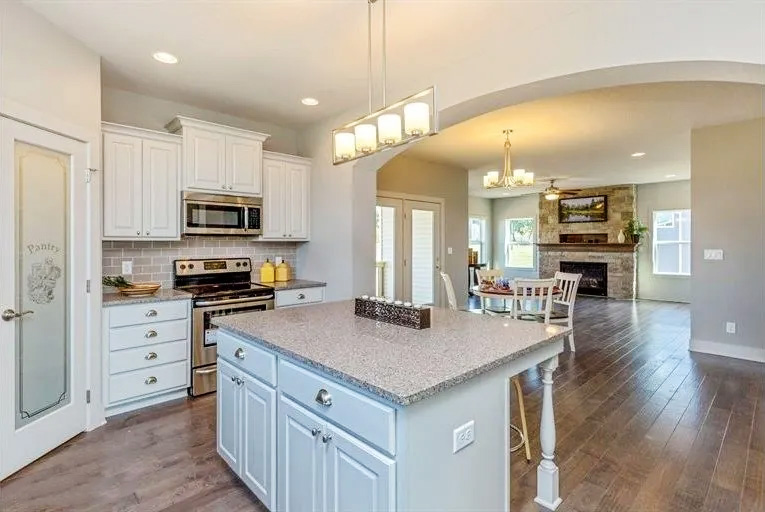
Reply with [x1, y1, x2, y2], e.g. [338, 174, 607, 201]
[537, 243, 638, 253]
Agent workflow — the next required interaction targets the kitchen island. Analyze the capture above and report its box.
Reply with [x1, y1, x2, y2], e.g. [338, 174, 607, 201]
[213, 301, 569, 511]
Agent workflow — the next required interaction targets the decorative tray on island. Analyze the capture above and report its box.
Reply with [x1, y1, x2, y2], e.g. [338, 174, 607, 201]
[103, 276, 161, 297]
[354, 296, 431, 330]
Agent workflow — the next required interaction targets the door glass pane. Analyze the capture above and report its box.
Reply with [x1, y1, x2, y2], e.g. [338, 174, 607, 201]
[411, 209, 435, 304]
[15, 142, 70, 428]
[375, 206, 396, 299]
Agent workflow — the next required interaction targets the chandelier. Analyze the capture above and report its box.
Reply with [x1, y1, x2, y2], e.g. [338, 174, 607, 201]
[332, 0, 438, 165]
[483, 130, 534, 189]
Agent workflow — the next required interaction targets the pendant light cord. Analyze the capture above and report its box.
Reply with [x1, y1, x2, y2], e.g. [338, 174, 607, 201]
[382, 0, 387, 107]
[367, 0, 373, 114]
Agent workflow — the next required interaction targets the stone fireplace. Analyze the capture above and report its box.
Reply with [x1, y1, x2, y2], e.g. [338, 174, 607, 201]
[538, 185, 637, 300]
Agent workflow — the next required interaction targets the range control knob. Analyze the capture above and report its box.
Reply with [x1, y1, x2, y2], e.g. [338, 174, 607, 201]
[235, 262, 241, 267]
[242, 261, 248, 267]
[179, 264, 186, 270]
[188, 263, 195, 270]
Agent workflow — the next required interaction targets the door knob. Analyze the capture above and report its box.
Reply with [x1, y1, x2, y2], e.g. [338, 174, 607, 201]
[2, 309, 34, 321]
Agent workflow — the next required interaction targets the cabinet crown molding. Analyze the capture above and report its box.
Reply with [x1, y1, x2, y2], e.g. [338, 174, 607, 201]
[165, 116, 270, 142]
[101, 122, 181, 144]
[263, 150, 311, 165]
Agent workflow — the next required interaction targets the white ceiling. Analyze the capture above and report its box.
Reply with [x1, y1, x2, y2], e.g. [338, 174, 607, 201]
[404, 82, 764, 198]
[24, 0, 548, 128]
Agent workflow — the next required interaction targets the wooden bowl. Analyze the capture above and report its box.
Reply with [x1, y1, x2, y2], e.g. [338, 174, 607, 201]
[118, 282, 161, 297]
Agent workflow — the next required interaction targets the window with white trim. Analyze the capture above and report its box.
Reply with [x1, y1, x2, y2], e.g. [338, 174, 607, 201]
[469, 217, 487, 263]
[653, 209, 691, 275]
[504, 217, 535, 269]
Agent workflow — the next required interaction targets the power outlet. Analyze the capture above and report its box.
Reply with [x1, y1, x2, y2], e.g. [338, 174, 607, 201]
[453, 420, 475, 453]
[704, 249, 724, 261]
[121, 260, 133, 275]
[726, 322, 736, 334]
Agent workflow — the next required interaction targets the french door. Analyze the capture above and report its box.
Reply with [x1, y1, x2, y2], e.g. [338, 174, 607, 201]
[375, 196, 441, 305]
[0, 118, 88, 480]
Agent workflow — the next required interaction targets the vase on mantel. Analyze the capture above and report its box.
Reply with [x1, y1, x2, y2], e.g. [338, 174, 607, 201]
[617, 229, 626, 243]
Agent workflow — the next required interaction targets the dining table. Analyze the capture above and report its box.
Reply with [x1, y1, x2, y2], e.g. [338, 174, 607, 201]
[471, 284, 562, 317]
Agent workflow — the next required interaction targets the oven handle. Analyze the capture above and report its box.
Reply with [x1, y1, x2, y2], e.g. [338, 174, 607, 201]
[195, 295, 274, 307]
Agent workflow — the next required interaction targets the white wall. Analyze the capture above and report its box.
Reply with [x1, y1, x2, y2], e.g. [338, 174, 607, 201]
[491, 194, 540, 279]
[690, 118, 764, 363]
[297, 3, 763, 304]
[101, 87, 298, 154]
[636, 180, 691, 303]
[468, 196, 493, 266]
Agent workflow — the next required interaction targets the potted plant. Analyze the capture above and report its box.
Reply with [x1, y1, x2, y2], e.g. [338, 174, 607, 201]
[626, 218, 648, 244]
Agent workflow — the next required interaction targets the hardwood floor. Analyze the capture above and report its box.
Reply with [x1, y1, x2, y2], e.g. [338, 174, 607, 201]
[1, 298, 763, 511]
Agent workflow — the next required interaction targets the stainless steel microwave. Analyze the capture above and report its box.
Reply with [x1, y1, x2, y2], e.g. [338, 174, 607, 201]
[182, 192, 262, 236]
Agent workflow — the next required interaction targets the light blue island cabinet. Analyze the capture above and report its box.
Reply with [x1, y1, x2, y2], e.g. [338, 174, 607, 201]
[213, 301, 568, 512]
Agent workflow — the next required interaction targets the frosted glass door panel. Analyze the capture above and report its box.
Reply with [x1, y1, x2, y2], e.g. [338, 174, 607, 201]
[410, 209, 435, 305]
[375, 205, 397, 299]
[15, 142, 69, 428]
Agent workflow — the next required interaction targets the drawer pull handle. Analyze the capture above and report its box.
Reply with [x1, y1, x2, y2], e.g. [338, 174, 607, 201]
[145, 309, 158, 317]
[297, 293, 306, 300]
[321, 433, 333, 444]
[234, 348, 246, 360]
[145, 330, 158, 338]
[311, 427, 322, 437]
[145, 376, 157, 385]
[145, 351, 158, 360]
[315, 389, 332, 406]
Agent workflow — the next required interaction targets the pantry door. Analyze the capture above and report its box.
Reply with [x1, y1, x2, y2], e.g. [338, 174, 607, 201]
[0, 118, 88, 480]
[376, 195, 442, 305]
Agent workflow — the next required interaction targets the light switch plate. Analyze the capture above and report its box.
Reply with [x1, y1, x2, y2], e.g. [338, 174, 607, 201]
[726, 322, 736, 334]
[121, 260, 133, 275]
[447, 247, 453, 255]
[704, 249, 724, 261]
[453, 420, 475, 453]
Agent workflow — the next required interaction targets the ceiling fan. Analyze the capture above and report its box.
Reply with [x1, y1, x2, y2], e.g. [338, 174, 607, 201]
[542, 179, 582, 201]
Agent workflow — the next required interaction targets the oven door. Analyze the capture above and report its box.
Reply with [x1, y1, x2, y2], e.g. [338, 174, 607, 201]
[183, 199, 248, 235]
[192, 296, 275, 368]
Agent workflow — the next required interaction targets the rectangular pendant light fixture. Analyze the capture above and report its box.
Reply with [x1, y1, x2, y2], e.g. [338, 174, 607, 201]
[332, 86, 438, 165]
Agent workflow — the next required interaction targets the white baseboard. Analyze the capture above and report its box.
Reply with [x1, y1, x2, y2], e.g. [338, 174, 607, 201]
[690, 339, 765, 363]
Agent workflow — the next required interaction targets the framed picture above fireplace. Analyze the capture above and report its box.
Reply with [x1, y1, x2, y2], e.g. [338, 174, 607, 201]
[559, 195, 608, 223]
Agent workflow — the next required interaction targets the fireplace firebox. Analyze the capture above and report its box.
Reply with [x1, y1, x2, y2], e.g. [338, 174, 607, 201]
[561, 261, 608, 297]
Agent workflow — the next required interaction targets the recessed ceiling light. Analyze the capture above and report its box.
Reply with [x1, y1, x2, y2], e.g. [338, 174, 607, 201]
[301, 97, 319, 106]
[152, 51, 178, 64]
[631, 152, 646, 158]
[665, 174, 677, 178]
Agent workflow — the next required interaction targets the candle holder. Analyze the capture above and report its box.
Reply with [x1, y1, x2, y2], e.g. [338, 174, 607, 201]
[354, 296, 431, 330]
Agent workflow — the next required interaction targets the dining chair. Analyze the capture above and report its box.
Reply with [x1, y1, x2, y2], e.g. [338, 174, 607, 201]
[548, 271, 581, 351]
[475, 268, 513, 316]
[439, 271, 459, 311]
[511, 278, 555, 322]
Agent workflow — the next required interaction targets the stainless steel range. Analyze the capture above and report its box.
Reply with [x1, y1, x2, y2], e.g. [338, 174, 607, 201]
[173, 258, 274, 396]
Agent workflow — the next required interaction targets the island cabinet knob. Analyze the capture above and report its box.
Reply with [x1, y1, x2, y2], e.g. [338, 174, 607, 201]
[145, 309, 158, 318]
[311, 427, 321, 437]
[321, 433, 333, 444]
[315, 389, 332, 406]
[234, 348, 246, 360]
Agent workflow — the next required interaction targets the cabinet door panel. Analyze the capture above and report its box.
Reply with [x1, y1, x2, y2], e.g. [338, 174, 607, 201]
[103, 133, 142, 237]
[142, 139, 179, 238]
[285, 162, 309, 239]
[226, 135, 262, 196]
[217, 359, 241, 473]
[241, 374, 276, 509]
[326, 426, 396, 512]
[184, 127, 226, 191]
[262, 158, 286, 239]
[278, 395, 323, 512]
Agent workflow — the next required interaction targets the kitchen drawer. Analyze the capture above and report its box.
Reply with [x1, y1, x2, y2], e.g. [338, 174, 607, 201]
[279, 360, 395, 455]
[110, 340, 188, 374]
[108, 300, 189, 328]
[275, 287, 324, 308]
[218, 331, 277, 387]
[109, 319, 188, 351]
[109, 361, 187, 404]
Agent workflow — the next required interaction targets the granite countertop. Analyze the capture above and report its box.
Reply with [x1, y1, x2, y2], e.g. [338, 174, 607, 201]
[256, 279, 326, 291]
[212, 301, 569, 406]
[103, 288, 192, 307]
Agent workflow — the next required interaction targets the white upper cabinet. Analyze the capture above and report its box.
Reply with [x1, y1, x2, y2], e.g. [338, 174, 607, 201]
[262, 152, 311, 241]
[167, 116, 269, 196]
[102, 123, 180, 240]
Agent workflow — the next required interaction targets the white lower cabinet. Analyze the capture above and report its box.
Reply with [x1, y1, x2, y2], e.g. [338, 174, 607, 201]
[217, 358, 277, 510]
[217, 331, 396, 512]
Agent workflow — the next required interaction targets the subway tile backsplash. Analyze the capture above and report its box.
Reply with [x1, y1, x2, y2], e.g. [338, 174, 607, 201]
[103, 237, 299, 288]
